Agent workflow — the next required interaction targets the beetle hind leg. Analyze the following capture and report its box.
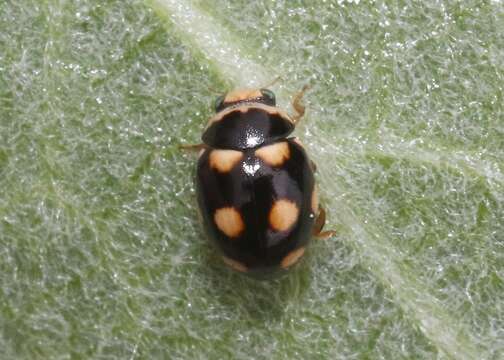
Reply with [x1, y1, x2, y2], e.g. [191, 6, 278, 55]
[312, 207, 336, 240]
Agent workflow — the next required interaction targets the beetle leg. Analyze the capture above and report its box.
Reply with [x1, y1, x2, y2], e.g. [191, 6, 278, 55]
[291, 84, 311, 124]
[310, 160, 317, 173]
[179, 143, 207, 152]
[312, 207, 336, 240]
[312, 206, 326, 236]
[261, 76, 282, 89]
[179, 144, 208, 159]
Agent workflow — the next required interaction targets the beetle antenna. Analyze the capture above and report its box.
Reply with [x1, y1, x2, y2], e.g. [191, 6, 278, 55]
[208, 85, 223, 95]
[208, 79, 235, 95]
[260, 76, 283, 89]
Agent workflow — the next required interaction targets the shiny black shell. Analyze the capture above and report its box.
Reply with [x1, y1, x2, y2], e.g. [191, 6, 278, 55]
[203, 106, 294, 149]
[196, 105, 316, 273]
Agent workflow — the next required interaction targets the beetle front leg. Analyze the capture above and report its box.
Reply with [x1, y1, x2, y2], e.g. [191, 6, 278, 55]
[291, 84, 311, 124]
[179, 143, 208, 159]
[179, 143, 207, 152]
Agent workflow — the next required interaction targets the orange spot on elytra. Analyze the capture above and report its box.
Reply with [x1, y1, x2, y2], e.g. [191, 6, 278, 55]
[209, 149, 243, 173]
[214, 207, 245, 238]
[255, 142, 290, 167]
[269, 199, 299, 232]
[281, 247, 306, 269]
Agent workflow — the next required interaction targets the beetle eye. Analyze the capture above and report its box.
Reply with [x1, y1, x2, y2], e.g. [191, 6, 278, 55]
[260, 89, 276, 106]
[214, 95, 225, 112]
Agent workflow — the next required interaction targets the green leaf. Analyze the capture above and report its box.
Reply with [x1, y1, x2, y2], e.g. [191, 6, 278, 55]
[1, 0, 503, 358]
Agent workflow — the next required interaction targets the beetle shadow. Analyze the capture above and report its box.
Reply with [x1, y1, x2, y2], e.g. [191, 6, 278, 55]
[196, 244, 315, 322]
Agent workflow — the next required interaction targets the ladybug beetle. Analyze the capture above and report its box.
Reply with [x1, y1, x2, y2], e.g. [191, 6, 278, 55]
[185, 86, 333, 275]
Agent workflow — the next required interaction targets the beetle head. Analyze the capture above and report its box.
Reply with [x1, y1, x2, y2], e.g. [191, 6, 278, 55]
[214, 88, 276, 112]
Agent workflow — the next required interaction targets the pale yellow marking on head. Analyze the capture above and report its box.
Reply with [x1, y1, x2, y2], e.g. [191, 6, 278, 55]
[255, 141, 290, 167]
[224, 88, 263, 103]
[222, 256, 248, 272]
[206, 103, 293, 128]
[209, 149, 243, 173]
[214, 207, 245, 238]
[281, 247, 306, 269]
[269, 199, 299, 232]
[311, 186, 319, 214]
